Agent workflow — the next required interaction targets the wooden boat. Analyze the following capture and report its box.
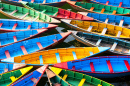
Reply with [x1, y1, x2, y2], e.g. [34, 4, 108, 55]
[10, 65, 48, 86]
[0, 19, 58, 32]
[78, 12, 130, 28]
[53, 56, 130, 78]
[69, 30, 130, 55]
[67, 1, 130, 16]
[91, 0, 130, 8]
[0, 3, 60, 23]
[0, 32, 71, 60]
[61, 19, 130, 39]
[0, 66, 33, 86]
[0, 63, 26, 74]
[1, 0, 69, 7]
[1, 47, 110, 65]
[0, 29, 49, 47]
[21, 2, 93, 21]
[46, 68, 70, 86]
[50, 67, 114, 85]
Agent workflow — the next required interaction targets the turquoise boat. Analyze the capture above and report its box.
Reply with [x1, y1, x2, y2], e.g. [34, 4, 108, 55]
[0, 19, 58, 32]
[0, 32, 71, 60]
[0, 29, 48, 47]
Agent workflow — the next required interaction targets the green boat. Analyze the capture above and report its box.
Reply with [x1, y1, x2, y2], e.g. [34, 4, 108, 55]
[67, 1, 130, 16]
[0, 3, 60, 23]
[21, 1, 93, 21]
[50, 67, 114, 86]
[0, 66, 33, 86]
[46, 68, 70, 86]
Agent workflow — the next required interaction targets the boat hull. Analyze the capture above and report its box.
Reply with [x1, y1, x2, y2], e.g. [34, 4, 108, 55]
[1, 0, 66, 7]
[40, 1, 66, 7]
[71, 69, 130, 78]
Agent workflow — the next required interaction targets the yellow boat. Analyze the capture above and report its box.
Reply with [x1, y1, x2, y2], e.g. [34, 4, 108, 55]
[1, 47, 110, 65]
[0, 66, 33, 86]
[61, 19, 130, 39]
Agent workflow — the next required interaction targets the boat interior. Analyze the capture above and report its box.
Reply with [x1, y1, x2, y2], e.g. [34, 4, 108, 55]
[70, 20, 130, 38]
[14, 47, 101, 64]
[0, 34, 62, 59]
[67, 56, 130, 73]
[75, 2, 130, 14]
[87, 13, 130, 28]
[76, 32, 130, 54]
[25, 2, 92, 20]
[0, 3, 53, 22]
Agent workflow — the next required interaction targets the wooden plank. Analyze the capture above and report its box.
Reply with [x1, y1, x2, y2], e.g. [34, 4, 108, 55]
[27, 25, 31, 30]
[90, 7, 94, 11]
[90, 62, 95, 72]
[43, 0, 46, 3]
[124, 60, 130, 70]
[78, 79, 86, 86]
[12, 23, 18, 30]
[119, 20, 124, 27]
[96, 39, 102, 46]
[30, 78, 37, 83]
[0, 23, 3, 28]
[32, 16, 39, 21]
[5, 50, 11, 58]
[101, 28, 107, 35]
[39, 55, 43, 64]
[105, 18, 108, 24]
[116, 31, 121, 37]
[119, 2, 122, 7]
[112, 10, 116, 14]
[37, 42, 43, 50]
[62, 74, 68, 80]
[89, 52, 93, 55]
[20, 46, 28, 55]
[0, 7, 4, 10]
[13, 36, 17, 42]
[46, 69, 56, 79]
[31, 0, 34, 3]
[106, 60, 114, 73]
[9, 10, 18, 15]
[106, 1, 109, 5]
[21, 13, 29, 19]
[87, 26, 93, 32]
[55, 53, 61, 63]
[101, 8, 105, 13]
[72, 51, 77, 60]
[110, 42, 118, 51]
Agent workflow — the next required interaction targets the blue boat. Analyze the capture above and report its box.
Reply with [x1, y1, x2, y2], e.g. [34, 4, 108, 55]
[78, 12, 130, 28]
[0, 29, 47, 47]
[0, 19, 57, 32]
[91, 0, 130, 8]
[0, 32, 71, 60]
[54, 55, 130, 78]
[0, 63, 26, 74]
[10, 65, 48, 86]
